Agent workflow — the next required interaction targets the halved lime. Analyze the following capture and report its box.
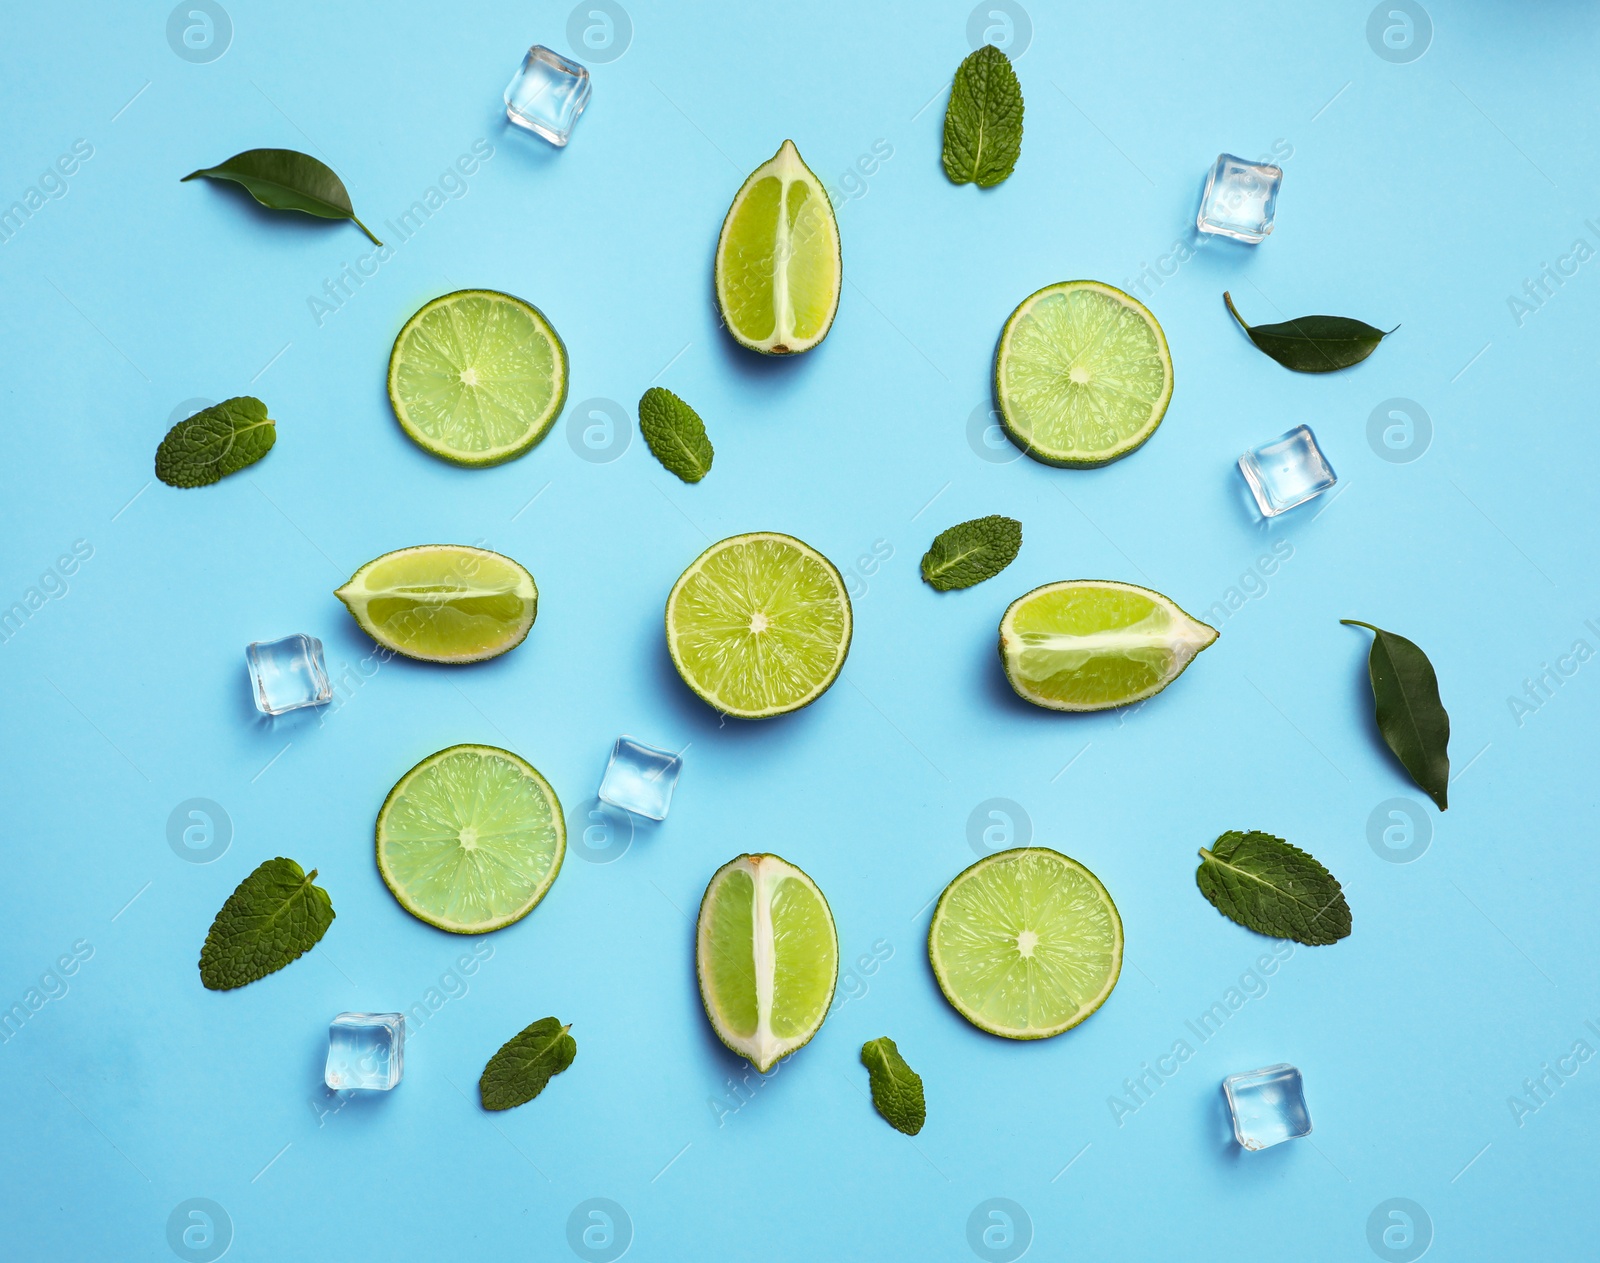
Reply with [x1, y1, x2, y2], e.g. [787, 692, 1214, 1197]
[929, 847, 1122, 1039]
[335, 544, 536, 663]
[387, 289, 568, 466]
[665, 532, 852, 719]
[376, 744, 564, 934]
[714, 141, 842, 355]
[994, 280, 1173, 466]
[697, 853, 838, 1072]
[1000, 580, 1217, 711]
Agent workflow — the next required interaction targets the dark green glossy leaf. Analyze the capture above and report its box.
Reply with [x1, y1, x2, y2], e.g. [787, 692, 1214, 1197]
[1196, 831, 1351, 945]
[198, 857, 335, 990]
[1223, 292, 1394, 373]
[183, 148, 381, 244]
[1342, 620, 1450, 810]
[155, 396, 276, 487]
[479, 1017, 576, 1111]
[942, 45, 1024, 188]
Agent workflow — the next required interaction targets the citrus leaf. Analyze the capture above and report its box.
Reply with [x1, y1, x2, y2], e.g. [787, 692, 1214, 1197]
[921, 515, 1021, 590]
[479, 1017, 576, 1111]
[1223, 291, 1394, 373]
[942, 45, 1024, 188]
[861, 1036, 926, 1135]
[1342, 620, 1451, 810]
[155, 396, 276, 488]
[1196, 832, 1350, 945]
[638, 387, 714, 483]
[198, 857, 335, 990]
[183, 148, 381, 245]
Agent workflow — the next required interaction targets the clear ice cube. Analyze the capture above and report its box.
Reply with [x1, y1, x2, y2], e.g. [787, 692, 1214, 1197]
[1222, 1064, 1312, 1150]
[597, 736, 681, 821]
[504, 46, 591, 146]
[1239, 425, 1336, 517]
[1197, 153, 1282, 243]
[245, 634, 331, 716]
[325, 1013, 405, 1091]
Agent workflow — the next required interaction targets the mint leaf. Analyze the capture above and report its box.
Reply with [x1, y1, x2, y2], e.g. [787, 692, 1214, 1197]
[1224, 292, 1396, 373]
[861, 1036, 926, 1135]
[183, 148, 381, 244]
[942, 45, 1024, 188]
[638, 387, 714, 483]
[1196, 832, 1351, 946]
[479, 1017, 577, 1111]
[198, 857, 335, 990]
[156, 396, 276, 488]
[1342, 620, 1450, 809]
[921, 515, 1022, 590]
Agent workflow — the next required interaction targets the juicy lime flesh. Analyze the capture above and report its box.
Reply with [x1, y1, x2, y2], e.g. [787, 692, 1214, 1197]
[340, 547, 535, 661]
[391, 292, 562, 461]
[705, 868, 759, 1038]
[668, 535, 849, 717]
[785, 182, 833, 342]
[722, 176, 781, 341]
[999, 286, 1170, 463]
[769, 875, 835, 1038]
[379, 747, 562, 932]
[931, 849, 1121, 1037]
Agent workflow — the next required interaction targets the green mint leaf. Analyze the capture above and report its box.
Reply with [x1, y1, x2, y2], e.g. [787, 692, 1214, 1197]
[182, 148, 381, 244]
[198, 857, 335, 990]
[861, 1036, 926, 1135]
[921, 515, 1022, 590]
[155, 396, 276, 488]
[1342, 620, 1451, 810]
[1223, 292, 1395, 373]
[638, 387, 714, 483]
[479, 1017, 577, 1111]
[1196, 831, 1351, 946]
[942, 45, 1024, 188]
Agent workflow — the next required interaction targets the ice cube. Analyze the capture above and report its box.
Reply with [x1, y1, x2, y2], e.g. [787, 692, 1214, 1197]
[597, 736, 682, 821]
[245, 634, 331, 716]
[1222, 1063, 1312, 1150]
[504, 46, 591, 146]
[1197, 153, 1282, 243]
[1238, 425, 1337, 517]
[325, 1013, 405, 1091]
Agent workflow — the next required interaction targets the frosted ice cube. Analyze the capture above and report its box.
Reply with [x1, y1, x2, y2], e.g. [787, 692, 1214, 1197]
[1198, 153, 1282, 243]
[245, 634, 331, 716]
[1222, 1063, 1312, 1150]
[597, 736, 681, 820]
[325, 1013, 404, 1091]
[504, 46, 591, 146]
[1239, 425, 1337, 517]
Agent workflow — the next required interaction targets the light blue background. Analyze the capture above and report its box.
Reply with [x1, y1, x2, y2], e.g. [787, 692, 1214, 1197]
[2, 2, 1597, 1259]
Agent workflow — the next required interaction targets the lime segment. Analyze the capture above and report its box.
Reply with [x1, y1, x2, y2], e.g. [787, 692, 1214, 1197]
[697, 853, 838, 1072]
[929, 847, 1122, 1039]
[387, 289, 568, 466]
[376, 744, 564, 934]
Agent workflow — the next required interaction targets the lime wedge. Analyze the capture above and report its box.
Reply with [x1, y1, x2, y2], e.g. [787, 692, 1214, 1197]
[376, 744, 564, 934]
[714, 141, 842, 355]
[929, 847, 1122, 1039]
[1000, 580, 1216, 711]
[994, 280, 1173, 466]
[697, 853, 838, 1072]
[335, 544, 537, 663]
[387, 289, 568, 466]
[665, 532, 851, 719]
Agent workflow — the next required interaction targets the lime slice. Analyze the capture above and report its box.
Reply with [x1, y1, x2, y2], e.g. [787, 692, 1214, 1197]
[387, 289, 568, 466]
[929, 847, 1123, 1039]
[665, 532, 852, 719]
[696, 853, 838, 1072]
[714, 141, 842, 355]
[994, 280, 1173, 466]
[1000, 580, 1217, 711]
[335, 544, 536, 663]
[376, 744, 564, 934]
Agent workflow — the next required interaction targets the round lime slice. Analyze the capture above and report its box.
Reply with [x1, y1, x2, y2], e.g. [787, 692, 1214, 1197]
[387, 289, 568, 466]
[994, 280, 1173, 466]
[929, 847, 1123, 1039]
[376, 744, 564, 934]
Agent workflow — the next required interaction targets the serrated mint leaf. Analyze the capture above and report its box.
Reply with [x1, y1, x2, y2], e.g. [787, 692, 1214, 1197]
[1341, 619, 1450, 810]
[479, 1017, 576, 1111]
[1196, 831, 1351, 946]
[921, 515, 1022, 590]
[942, 45, 1024, 188]
[156, 396, 276, 488]
[198, 857, 335, 990]
[1224, 292, 1395, 373]
[638, 387, 713, 483]
[861, 1036, 926, 1135]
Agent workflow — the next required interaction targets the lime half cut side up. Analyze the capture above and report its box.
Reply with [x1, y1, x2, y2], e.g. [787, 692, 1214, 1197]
[376, 744, 565, 934]
[335, 544, 537, 663]
[999, 579, 1217, 711]
[928, 847, 1122, 1039]
[387, 289, 568, 466]
[696, 853, 839, 1072]
[665, 532, 852, 719]
[714, 141, 842, 355]
[994, 280, 1173, 467]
